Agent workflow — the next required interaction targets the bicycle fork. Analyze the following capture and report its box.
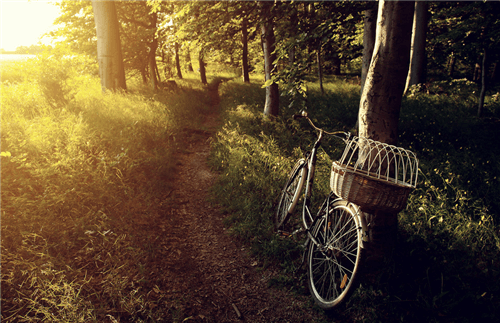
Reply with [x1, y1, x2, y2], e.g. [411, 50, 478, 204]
[300, 193, 371, 266]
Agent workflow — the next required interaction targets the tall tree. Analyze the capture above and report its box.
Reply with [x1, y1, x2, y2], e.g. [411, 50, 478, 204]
[404, 1, 428, 94]
[358, 0, 414, 144]
[241, 15, 250, 83]
[357, 0, 414, 267]
[261, 3, 279, 117]
[147, 11, 160, 90]
[198, 48, 207, 85]
[174, 42, 183, 79]
[361, 5, 377, 94]
[92, 0, 126, 91]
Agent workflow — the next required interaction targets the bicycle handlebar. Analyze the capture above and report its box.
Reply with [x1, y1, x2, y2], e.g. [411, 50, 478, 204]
[292, 112, 350, 139]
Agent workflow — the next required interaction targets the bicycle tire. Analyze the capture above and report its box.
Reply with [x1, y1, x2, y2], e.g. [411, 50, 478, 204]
[307, 198, 364, 310]
[274, 159, 307, 231]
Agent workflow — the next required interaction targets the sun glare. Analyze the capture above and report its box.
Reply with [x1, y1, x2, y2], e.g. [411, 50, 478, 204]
[0, 0, 61, 52]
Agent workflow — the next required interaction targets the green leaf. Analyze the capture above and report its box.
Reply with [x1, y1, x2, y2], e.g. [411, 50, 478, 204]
[261, 80, 274, 88]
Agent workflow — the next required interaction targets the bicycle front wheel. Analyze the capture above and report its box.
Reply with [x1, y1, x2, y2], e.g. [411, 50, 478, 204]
[274, 159, 307, 231]
[307, 198, 364, 310]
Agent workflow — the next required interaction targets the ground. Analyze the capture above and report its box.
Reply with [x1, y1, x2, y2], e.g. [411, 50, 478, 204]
[141, 86, 336, 322]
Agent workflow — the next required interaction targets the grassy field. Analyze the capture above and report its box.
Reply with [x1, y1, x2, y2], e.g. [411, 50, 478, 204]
[2, 52, 500, 322]
[209, 77, 500, 322]
[1, 54, 216, 322]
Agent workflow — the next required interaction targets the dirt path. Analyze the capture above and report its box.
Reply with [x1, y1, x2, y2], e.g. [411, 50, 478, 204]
[147, 87, 333, 322]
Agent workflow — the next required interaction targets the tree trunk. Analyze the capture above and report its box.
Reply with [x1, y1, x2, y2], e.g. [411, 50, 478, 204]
[358, 0, 414, 145]
[175, 42, 183, 79]
[331, 54, 341, 76]
[491, 61, 498, 81]
[199, 49, 207, 85]
[92, 0, 126, 92]
[361, 6, 377, 95]
[242, 16, 250, 83]
[261, 16, 279, 116]
[474, 62, 481, 82]
[186, 47, 194, 72]
[478, 49, 487, 117]
[358, 0, 414, 270]
[448, 52, 456, 77]
[149, 37, 159, 90]
[404, 1, 428, 94]
[317, 43, 324, 95]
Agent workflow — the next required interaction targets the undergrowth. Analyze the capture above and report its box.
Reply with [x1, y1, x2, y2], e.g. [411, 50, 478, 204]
[209, 78, 500, 322]
[1, 53, 214, 322]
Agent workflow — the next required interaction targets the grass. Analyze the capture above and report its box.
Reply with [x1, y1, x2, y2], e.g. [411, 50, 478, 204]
[2, 51, 500, 322]
[1, 53, 216, 322]
[209, 77, 500, 321]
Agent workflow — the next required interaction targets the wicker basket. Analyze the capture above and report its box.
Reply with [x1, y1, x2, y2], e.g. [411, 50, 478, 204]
[330, 137, 418, 213]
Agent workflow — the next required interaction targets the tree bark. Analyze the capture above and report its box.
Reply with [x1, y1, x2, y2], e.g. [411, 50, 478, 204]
[242, 16, 250, 83]
[448, 52, 456, 77]
[361, 6, 377, 95]
[261, 15, 279, 116]
[404, 1, 428, 94]
[149, 36, 159, 90]
[92, 0, 126, 92]
[358, 0, 414, 145]
[186, 47, 194, 72]
[358, 0, 414, 271]
[317, 42, 324, 95]
[175, 42, 183, 79]
[491, 61, 498, 81]
[199, 49, 207, 85]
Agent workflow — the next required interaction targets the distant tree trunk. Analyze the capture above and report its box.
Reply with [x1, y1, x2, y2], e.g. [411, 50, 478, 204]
[331, 54, 341, 75]
[175, 42, 183, 79]
[92, 0, 126, 92]
[361, 6, 377, 94]
[491, 61, 498, 81]
[186, 47, 194, 72]
[199, 49, 207, 85]
[474, 62, 481, 82]
[261, 15, 279, 116]
[242, 16, 250, 83]
[478, 49, 487, 117]
[317, 43, 324, 95]
[359, 0, 414, 144]
[404, 1, 428, 94]
[448, 52, 456, 77]
[149, 37, 159, 90]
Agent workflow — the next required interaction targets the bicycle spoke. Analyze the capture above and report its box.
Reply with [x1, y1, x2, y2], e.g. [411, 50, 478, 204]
[307, 199, 364, 310]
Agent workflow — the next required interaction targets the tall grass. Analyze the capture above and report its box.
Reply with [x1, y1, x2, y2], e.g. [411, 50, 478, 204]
[1, 53, 214, 321]
[209, 77, 500, 321]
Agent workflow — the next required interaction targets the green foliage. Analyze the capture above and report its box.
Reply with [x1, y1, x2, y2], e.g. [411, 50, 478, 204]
[210, 76, 500, 321]
[1, 54, 211, 322]
[209, 79, 358, 270]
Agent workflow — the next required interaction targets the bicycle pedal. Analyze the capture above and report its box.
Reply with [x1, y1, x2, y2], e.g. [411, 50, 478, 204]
[292, 227, 305, 235]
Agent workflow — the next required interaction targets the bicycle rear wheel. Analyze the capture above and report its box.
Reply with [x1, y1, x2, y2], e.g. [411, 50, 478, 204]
[274, 159, 307, 231]
[307, 198, 364, 310]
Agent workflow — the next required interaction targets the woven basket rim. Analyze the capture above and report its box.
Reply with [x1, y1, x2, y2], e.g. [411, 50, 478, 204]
[331, 161, 414, 190]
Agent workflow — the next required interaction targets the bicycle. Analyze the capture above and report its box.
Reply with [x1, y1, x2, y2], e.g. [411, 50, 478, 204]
[274, 112, 418, 310]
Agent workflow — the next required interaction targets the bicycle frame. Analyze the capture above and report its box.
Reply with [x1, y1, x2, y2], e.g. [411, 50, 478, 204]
[301, 129, 323, 229]
[293, 128, 370, 254]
